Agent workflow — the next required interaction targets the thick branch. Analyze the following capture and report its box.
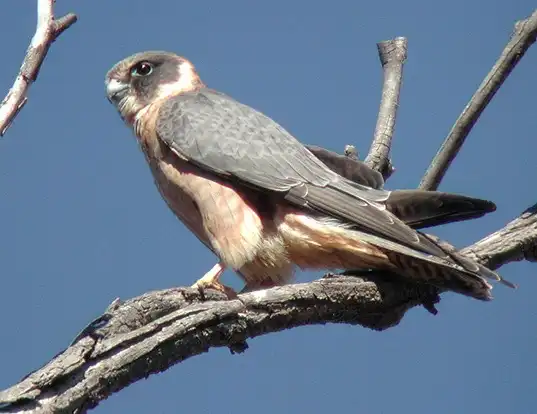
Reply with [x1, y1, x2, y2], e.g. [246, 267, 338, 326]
[0, 6, 534, 414]
[0, 0, 77, 136]
[419, 9, 537, 190]
[364, 37, 408, 179]
[1, 203, 536, 413]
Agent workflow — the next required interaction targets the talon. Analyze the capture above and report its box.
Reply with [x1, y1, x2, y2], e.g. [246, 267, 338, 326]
[191, 262, 238, 299]
[191, 279, 238, 299]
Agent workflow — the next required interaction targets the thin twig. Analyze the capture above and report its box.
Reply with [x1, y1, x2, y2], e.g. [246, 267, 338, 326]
[0, 0, 77, 136]
[364, 37, 407, 179]
[419, 9, 537, 190]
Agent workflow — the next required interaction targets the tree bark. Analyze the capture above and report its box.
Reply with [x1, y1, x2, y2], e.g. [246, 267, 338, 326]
[419, 9, 537, 191]
[0, 5, 536, 414]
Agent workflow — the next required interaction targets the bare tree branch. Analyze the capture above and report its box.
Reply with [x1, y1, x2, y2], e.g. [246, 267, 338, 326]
[364, 37, 407, 180]
[0, 0, 77, 136]
[462, 203, 537, 269]
[311, 37, 406, 181]
[0, 202, 535, 413]
[0, 5, 535, 413]
[419, 9, 537, 190]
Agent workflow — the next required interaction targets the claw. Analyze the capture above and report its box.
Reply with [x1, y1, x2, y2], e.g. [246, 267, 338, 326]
[191, 262, 237, 299]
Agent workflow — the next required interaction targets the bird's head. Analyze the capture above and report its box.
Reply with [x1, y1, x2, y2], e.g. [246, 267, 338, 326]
[105, 51, 203, 124]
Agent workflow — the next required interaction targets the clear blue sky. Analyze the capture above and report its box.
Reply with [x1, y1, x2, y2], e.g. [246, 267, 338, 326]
[1, 1, 536, 413]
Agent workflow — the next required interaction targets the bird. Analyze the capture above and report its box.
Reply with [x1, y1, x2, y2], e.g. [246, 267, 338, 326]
[104, 51, 515, 301]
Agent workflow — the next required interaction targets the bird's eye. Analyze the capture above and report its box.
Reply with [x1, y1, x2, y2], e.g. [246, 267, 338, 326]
[131, 61, 153, 77]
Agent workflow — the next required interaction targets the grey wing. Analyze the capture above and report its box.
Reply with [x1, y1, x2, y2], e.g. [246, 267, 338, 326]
[156, 89, 457, 258]
[305, 145, 385, 189]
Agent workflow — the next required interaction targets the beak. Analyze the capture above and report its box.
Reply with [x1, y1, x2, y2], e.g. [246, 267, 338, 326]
[105, 78, 129, 104]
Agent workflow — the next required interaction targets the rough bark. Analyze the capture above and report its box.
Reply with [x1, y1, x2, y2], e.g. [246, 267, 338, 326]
[0, 5, 536, 414]
[364, 37, 408, 180]
[1, 203, 536, 413]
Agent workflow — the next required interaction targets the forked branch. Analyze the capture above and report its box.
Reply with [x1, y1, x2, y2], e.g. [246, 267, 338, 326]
[1, 7, 536, 414]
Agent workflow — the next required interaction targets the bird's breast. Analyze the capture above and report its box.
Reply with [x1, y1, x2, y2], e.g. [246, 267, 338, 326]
[134, 102, 168, 160]
[132, 101, 293, 283]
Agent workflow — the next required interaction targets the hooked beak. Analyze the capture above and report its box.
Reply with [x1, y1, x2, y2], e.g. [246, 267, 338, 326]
[105, 78, 129, 104]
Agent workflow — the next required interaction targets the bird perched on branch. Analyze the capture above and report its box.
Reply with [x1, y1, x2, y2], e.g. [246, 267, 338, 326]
[105, 51, 515, 301]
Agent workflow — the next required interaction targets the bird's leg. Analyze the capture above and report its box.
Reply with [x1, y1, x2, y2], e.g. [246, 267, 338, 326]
[191, 261, 237, 298]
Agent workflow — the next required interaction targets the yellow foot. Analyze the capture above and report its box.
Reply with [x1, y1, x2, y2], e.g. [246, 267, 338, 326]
[191, 262, 237, 299]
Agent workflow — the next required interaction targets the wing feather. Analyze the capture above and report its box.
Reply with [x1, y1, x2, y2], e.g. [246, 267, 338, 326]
[305, 145, 385, 189]
[154, 89, 486, 262]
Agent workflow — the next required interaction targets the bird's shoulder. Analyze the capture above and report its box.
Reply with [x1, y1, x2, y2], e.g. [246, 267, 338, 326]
[156, 87, 278, 131]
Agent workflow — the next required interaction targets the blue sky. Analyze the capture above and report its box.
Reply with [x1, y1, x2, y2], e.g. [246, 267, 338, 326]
[1, 1, 536, 413]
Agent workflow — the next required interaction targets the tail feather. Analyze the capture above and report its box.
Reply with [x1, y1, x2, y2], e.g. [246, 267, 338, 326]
[386, 190, 496, 229]
[420, 232, 517, 289]
[271, 148, 509, 299]
[385, 250, 493, 301]
[340, 226, 514, 301]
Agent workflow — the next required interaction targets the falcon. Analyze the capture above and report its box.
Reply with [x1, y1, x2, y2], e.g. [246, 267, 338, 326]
[105, 51, 515, 300]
